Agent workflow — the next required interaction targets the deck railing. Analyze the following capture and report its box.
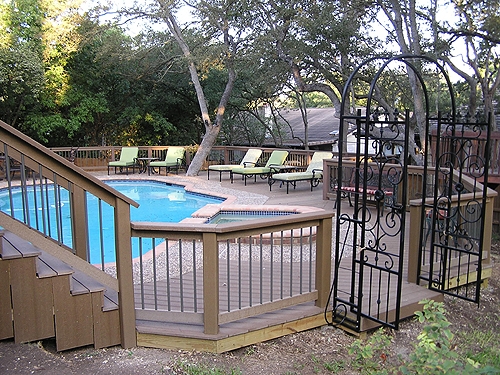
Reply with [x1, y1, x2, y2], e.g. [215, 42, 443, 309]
[49, 145, 322, 172]
[2, 129, 334, 341]
[322, 158, 496, 287]
[130, 212, 333, 334]
[0, 120, 138, 348]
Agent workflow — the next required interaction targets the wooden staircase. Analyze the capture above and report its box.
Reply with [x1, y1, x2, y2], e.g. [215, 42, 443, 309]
[0, 231, 121, 351]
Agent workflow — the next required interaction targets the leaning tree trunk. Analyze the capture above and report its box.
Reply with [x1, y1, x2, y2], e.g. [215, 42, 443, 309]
[162, 10, 239, 176]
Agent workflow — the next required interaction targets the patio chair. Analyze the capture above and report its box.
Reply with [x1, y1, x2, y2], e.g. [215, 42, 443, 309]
[107, 146, 139, 175]
[269, 151, 333, 193]
[230, 150, 289, 185]
[148, 146, 185, 175]
[208, 148, 262, 181]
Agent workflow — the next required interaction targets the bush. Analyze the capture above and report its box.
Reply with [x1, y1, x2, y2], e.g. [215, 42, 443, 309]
[349, 300, 499, 374]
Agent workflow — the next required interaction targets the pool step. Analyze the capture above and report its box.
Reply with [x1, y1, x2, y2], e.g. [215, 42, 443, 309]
[0, 231, 120, 350]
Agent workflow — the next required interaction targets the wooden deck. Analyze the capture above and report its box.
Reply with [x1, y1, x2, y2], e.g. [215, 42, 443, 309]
[134, 171, 443, 353]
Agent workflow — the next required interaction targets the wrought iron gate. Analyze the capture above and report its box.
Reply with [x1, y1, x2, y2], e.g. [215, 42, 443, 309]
[328, 55, 491, 332]
[417, 113, 491, 302]
[330, 107, 410, 331]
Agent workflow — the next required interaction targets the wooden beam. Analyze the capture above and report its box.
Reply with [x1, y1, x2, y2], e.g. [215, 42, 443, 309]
[203, 232, 219, 335]
[114, 199, 137, 348]
[315, 216, 332, 308]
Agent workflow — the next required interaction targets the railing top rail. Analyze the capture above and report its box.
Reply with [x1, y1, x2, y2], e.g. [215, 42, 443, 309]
[0, 120, 138, 208]
[131, 210, 333, 236]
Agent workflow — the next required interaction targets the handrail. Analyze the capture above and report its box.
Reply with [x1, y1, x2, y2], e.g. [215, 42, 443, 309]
[1, 123, 138, 208]
[51, 140, 500, 181]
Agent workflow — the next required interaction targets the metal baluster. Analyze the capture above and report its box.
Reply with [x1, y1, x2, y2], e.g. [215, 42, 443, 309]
[152, 238, 157, 310]
[270, 232, 273, 301]
[139, 239, 145, 309]
[166, 238, 171, 311]
[280, 231, 284, 300]
[249, 237, 253, 306]
[192, 239, 197, 312]
[179, 239, 184, 312]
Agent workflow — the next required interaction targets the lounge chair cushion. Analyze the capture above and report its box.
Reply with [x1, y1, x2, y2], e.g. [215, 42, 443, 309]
[271, 171, 322, 182]
[209, 149, 262, 172]
[108, 146, 139, 167]
[150, 146, 185, 167]
[231, 150, 289, 175]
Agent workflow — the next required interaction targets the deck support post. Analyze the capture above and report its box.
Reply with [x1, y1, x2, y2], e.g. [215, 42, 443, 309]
[408, 204, 422, 284]
[71, 185, 88, 261]
[483, 197, 493, 265]
[114, 199, 137, 348]
[203, 232, 219, 335]
[315, 216, 333, 308]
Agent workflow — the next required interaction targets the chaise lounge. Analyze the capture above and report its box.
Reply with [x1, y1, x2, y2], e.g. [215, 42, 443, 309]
[268, 151, 333, 193]
[230, 150, 289, 185]
[148, 146, 185, 175]
[208, 148, 262, 181]
[107, 146, 139, 175]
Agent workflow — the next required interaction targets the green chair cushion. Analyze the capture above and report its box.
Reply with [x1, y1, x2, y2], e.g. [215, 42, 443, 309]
[209, 149, 262, 171]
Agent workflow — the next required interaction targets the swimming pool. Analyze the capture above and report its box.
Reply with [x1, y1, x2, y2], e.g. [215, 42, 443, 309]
[0, 180, 224, 264]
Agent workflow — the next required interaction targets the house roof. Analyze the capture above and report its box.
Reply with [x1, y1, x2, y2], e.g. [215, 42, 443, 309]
[273, 107, 340, 148]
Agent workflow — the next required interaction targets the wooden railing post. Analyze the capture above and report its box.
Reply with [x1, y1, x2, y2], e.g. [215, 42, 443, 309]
[114, 199, 137, 348]
[203, 232, 219, 335]
[315, 216, 332, 308]
[71, 185, 89, 261]
[408, 203, 423, 283]
[483, 196, 494, 265]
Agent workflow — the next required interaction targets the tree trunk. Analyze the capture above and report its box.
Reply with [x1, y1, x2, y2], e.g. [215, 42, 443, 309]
[161, 9, 239, 176]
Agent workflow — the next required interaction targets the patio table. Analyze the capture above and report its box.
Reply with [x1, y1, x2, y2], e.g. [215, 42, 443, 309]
[135, 157, 159, 174]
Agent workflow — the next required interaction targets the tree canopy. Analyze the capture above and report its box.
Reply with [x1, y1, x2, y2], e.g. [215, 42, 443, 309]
[0, 0, 498, 170]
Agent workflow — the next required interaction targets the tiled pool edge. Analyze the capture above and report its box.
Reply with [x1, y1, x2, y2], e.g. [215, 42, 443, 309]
[182, 204, 324, 224]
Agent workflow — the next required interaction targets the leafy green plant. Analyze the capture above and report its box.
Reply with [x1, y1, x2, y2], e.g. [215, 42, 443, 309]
[170, 360, 241, 375]
[400, 299, 498, 375]
[348, 328, 392, 374]
[461, 330, 500, 369]
[322, 359, 346, 372]
[348, 300, 499, 374]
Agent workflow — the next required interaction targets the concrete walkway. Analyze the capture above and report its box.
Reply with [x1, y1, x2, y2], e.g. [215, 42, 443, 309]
[211, 170, 335, 209]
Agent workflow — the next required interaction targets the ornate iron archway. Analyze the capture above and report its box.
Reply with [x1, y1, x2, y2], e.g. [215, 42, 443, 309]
[328, 54, 491, 332]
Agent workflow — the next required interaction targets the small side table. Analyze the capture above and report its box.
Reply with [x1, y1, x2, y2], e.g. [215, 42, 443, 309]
[135, 157, 159, 174]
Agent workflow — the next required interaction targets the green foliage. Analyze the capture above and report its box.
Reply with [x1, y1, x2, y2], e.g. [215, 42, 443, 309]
[400, 300, 499, 375]
[349, 300, 499, 375]
[171, 360, 241, 375]
[311, 354, 346, 372]
[348, 328, 392, 374]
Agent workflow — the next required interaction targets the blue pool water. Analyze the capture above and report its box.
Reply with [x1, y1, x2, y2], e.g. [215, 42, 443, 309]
[0, 180, 224, 264]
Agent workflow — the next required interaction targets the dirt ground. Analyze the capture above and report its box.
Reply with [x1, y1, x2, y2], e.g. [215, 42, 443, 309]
[1, 244, 499, 375]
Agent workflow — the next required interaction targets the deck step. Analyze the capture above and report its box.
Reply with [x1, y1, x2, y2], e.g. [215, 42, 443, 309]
[37, 251, 74, 278]
[0, 231, 41, 259]
[3, 231, 41, 258]
[103, 289, 119, 312]
[0, 231, 121, 350]
[71, 270, 106, 295]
